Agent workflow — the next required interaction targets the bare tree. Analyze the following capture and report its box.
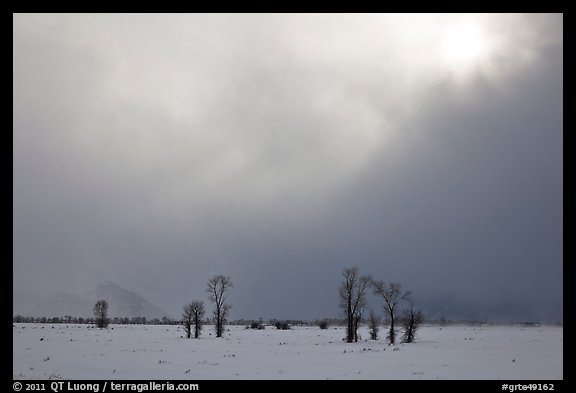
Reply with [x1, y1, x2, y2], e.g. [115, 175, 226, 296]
[372, 281, 411, 345]
[182, 301, 205, 339]
[206, 275, 233, 338]
[339, 267, 371, 343]
[93, 300, 109, 329]
[182, 304, 193, 338]
[368, 309, 381, 340]
[401, 297, 423, 343]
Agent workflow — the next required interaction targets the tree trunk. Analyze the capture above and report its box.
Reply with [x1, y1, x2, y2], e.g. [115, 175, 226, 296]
[194, 316, 199, 339]
[216, 307, 222, 338]
[347, 320, 354, 343]
[347, 304, 354, 343]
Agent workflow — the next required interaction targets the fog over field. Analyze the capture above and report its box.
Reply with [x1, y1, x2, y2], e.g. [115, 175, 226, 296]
[13, 14, 562, 323]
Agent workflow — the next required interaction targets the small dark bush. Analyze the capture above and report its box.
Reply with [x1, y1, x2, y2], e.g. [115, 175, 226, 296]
[319, 320, 329, 330]
[275, 321, 290, 330]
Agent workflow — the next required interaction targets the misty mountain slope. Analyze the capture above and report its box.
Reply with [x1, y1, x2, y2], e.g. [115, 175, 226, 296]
[20, 282, 170, 319]
[85, 282, 169, 319]
[25, 293, 93, 318]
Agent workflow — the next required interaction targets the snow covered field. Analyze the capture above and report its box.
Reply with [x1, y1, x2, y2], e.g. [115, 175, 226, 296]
[13, 323, 562, 380]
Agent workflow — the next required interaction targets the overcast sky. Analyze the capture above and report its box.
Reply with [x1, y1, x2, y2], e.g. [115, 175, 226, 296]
[13, 13, 562, 321]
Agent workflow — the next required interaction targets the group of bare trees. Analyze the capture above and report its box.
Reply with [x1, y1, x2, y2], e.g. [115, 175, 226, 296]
[339, 267, 423, 345]
[91, 268, 421, 346]
[88, 275, 233, 338]
[182, 301, 205, 339]
[182, 274, 233, 339]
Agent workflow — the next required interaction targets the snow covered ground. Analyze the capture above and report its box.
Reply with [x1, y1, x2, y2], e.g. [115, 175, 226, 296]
[13, 323, 562, 380]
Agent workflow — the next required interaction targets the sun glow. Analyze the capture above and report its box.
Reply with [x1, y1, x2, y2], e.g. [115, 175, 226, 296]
[439, 22, 488, 66]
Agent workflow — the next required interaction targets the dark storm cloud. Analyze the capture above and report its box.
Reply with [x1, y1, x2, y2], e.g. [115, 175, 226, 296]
[13, 14, 562, 321]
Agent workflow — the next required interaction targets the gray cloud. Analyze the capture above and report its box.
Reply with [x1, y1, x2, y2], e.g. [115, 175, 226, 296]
[13, 14, 562, 321]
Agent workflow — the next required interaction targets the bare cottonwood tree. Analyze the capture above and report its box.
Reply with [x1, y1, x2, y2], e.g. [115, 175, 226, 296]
[207, 275, 233, 338]
[339, 267, 371, 343]
[182, 301, 205, 339]
[368, 309, 381, 340]
[372, 281, 411, 345]
[93, 300, 109, 329]
[401, 297, 423, 343]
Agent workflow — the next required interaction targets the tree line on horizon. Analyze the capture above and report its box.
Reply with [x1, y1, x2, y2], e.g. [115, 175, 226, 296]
[14, 270, 424, 344]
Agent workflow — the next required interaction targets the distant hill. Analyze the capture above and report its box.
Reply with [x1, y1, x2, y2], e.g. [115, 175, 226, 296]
[20, 282, 170, 320]
[86, 282, 169, 319]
